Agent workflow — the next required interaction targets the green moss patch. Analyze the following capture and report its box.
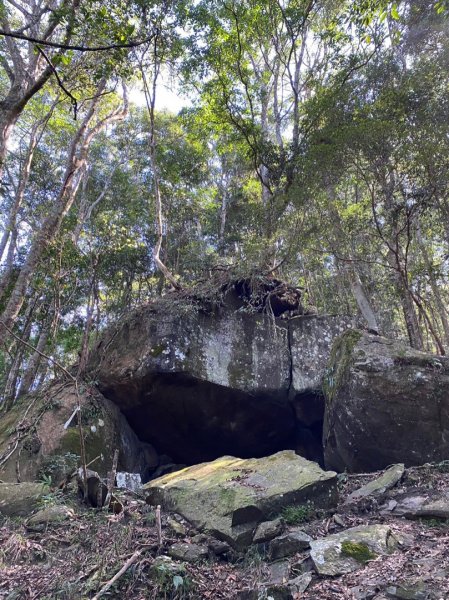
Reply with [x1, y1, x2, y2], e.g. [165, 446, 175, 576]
[341, 540, 376, 563]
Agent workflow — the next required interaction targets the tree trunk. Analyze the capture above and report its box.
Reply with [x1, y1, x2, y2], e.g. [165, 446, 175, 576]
[347, 267, 380, 332]
[1, 81, 127, 330]
[17, 309, 54, 398]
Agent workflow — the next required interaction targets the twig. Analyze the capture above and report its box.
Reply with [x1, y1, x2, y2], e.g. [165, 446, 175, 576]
[36, 47, 78, 119]
[74, 379, 88, 502]
[91, 550, 141, 600]
[156, 505, 162, 547]
[103, 449, 119, 510]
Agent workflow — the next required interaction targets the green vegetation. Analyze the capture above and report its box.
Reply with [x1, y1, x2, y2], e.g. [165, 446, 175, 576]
[0, 1, 449, 406]
[281, 503, 315, 525]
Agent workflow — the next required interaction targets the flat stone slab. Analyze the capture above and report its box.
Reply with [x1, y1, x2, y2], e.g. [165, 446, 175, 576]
[346, 464, 405, 502]
[145, 451, 338, 550]
[382, 490, 449, 519]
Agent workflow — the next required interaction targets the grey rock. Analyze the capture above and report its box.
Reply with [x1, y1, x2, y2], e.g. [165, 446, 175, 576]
[323, 331, 449, 472]
[149, 555, 186, 578]
[310, 524, 397, 576]
[26, 504, 74, 531]
[88, 303, 355, 464]
[289, 572, 313, 593]
[253, 518, 285, 544]
[268, 560, 290, 584]
[167, 516, 187, 536]
[347, 464, 405, 502]
[383, 490, 449, 520]
[0, 482, 48, 517]
[385, 581, 430, 600]
[145, 451, 337, 550]
[0, 383, 148, 484]
[269, 531, 313, 560]
[290, 315, 357, 393]
[168, 542, 209, 563]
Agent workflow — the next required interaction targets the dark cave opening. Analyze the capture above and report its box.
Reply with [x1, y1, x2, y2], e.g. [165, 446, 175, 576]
[102, 373, 325, 481]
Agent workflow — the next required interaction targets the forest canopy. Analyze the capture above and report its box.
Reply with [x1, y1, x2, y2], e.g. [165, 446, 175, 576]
[0, 0, 449, 406]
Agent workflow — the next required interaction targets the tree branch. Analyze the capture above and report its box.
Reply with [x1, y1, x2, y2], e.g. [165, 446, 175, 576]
[0, 29, 154, 52]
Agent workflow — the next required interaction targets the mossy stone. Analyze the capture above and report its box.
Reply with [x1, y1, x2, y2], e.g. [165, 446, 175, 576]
[341, 541, 376, 563]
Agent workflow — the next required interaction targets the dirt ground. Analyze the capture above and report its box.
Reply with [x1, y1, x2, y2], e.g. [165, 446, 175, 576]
[1, 463, 449, 599]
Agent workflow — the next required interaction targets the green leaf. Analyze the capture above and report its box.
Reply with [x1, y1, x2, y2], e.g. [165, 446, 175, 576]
[173, 575, 184, 589]
[391, 4, 400, 20]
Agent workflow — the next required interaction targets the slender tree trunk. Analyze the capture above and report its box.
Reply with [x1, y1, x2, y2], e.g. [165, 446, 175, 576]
[0, 115, 46, 264]
[1, 295, 38, 408]
[388, 251, 423, 349]
[347, 267, 380, 332]
[141, 50, 180, 290]
[1, 81, 127, 330]
[417, 224, 449, 348]
[17, 308, 54, 398]
[0, 225, 17, 302]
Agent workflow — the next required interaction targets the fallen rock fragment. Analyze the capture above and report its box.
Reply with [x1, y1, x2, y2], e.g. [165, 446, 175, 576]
[237, 572, 312, 600]
[289, 572, 313, 594]
[149, 555, 186, 578]
[253, 518, 284, 544]
[26, 504, 74, 531]
[310, 524, 396, 576]
[381, 490, 449, 520]
[269, 530, 312, 560]
[168, 542, 208, 563]
[167, 516, 187, 536]
[385, 580, 431, 600]
[346, 464, 405, 502]
[267, 560, 290, 584]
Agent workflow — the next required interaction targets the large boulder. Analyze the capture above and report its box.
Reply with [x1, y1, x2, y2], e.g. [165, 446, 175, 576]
[0, 482, 49, 517]
[87, 300, 355, 465]
[0, 382, 148, 484]
[323, 330, 449, 472]
[145, 450, 338, 550]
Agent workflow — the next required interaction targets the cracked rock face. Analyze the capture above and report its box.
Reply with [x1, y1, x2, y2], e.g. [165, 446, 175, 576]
[323, 331, 449, 472]
[87, 304, 355, 466]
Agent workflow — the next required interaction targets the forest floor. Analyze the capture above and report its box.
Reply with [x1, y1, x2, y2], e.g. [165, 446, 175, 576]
[1, 463, 449, 600]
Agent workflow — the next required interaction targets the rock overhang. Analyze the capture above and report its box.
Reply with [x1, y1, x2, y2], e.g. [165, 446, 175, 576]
[86, 302, 357, 472]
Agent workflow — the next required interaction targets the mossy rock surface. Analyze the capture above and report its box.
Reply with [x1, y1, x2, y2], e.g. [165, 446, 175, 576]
[0, 482, 49, 517]
[145, 450, 338, 550]
[310, 524, 396, 576]
[0, 382, 147, 484]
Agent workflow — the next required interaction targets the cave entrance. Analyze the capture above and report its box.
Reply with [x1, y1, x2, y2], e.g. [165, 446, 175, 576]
[101, 373, 325, 482]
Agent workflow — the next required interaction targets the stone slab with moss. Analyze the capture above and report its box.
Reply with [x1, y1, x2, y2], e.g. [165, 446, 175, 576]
[145, 450, 338, 550]
[310, 524, 397, 576]
[323, 330, 449, 472]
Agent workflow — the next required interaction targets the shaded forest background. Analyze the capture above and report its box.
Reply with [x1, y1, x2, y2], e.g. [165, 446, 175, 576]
[0, 0, 448, 407]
